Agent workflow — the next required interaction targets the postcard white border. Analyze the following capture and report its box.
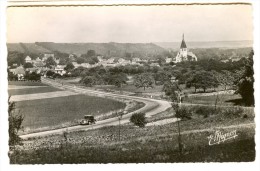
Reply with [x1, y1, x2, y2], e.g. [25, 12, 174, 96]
[1, 1, 259, 171]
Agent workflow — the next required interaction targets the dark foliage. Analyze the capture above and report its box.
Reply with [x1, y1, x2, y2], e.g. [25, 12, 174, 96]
[236, 50, 254, 106]
[130, 113, 147, 127]
[8, 98, 24, 146]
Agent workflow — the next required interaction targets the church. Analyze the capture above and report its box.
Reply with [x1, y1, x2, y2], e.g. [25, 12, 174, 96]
[175, 34, 197, 63]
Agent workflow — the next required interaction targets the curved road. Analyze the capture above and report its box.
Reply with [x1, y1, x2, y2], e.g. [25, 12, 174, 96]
[20, 78, 171, 139]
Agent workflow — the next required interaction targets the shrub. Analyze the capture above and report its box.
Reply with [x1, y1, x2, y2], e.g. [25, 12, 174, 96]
[9, 98, 24, 146]
[130, 113, 147, 127]
[222, 107, 244, 118]
[193, 106, 218, 118]
[175, 106, 192, 120]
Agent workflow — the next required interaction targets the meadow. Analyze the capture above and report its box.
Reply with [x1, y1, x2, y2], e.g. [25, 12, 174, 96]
[8, 81, 47, 86]
[183, 94, 242, 106]
[11, 106, 255, 163]
[15, 94, 125, 133]
[8, 86, 61, 96]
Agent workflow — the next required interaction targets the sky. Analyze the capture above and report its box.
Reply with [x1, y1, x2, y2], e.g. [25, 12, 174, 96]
[7, 4, 253, 43]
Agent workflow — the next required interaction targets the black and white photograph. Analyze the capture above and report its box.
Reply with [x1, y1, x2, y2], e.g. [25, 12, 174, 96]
[0, 0, 259, 168]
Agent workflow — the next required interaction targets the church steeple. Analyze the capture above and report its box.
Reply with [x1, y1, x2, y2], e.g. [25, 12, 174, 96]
[180, 33, 187, 49]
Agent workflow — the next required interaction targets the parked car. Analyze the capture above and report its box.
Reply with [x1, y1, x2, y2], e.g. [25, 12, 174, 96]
[79, 115, 96, 125]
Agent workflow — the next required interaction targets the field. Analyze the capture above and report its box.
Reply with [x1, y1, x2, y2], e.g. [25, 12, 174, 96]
[9, 81, 126, 133]
[11, 105, 255, 163]
[16, 94, 125, 133]
[8, 81, 47, 86]
[8, 86, 60, 96]
[183, 94, 242, 106]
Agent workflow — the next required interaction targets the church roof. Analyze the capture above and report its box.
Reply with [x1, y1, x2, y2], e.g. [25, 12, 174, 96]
[180, 34, 187, 49]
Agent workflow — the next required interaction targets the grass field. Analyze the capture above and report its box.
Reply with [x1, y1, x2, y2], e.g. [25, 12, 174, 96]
[8, 81, 47, 86]
[183, 94, 242, 106]
[15, 94, 125, 133]
[11, 111, 255, 163]
[8, 87, 61, 96]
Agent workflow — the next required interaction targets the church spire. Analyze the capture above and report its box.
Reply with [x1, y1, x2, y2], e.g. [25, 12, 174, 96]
[180, 33, 187, 49]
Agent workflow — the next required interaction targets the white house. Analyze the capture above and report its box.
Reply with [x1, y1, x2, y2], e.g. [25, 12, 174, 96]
[10, 66, 26, 80]
[54, 65, 66, 75]
[97, 56, 104, 62]
[165, 57, 173, 63]
[132, 58, 140, 63]
[25, 56, 32, 63]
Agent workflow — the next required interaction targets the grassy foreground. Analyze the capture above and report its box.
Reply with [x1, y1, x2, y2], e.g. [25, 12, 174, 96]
[10, 127, 255, 163]
[10, 105, 255, 163]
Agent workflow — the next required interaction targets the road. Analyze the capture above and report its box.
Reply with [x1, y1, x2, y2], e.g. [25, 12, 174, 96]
[20, 77, 171, 139]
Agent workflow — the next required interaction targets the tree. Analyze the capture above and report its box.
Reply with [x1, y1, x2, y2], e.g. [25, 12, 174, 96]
[64, 62, 75, 71]
[133, 73, 154, 91]
[59, 58, 66, 65]
[130, 113, 147, 127]
[81, 76, 95, 87]
[236, 50, 254, 106]
[23, 62, 33, 68]
[186, 70, 219, 93]
[26, 72, 41, 81]
[218, 70, 235, 90]
[46, 70, 55, 77]
[76, 57, 85, 64]
[7, 51, 25, 66]
[109, 73, 128, 88]
[86, 50, 96, 57]
[154, 70, 171, 85]
[45, 57, 56, 68]
[9, 97, 24, 146]
[8, 70, 18, 81]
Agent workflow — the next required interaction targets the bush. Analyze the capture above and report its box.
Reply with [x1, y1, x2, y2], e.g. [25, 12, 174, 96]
[130, 113, 147, 127]
[222, 107, 244, 118]
[9, 98, 24, 146]
[193, 106, 218, 118]
[175, 106, 192, 120]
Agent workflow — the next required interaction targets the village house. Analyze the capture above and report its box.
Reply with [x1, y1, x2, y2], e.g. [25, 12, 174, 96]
[25, 56, 32, 63]
[97, 56, 104, 62]
[72, 62, 81, 68]
[54, 65, 66, 75]
[165, 57, 173, 63]
[43, 53, 55, 61]
[107, 58, 115, 64]
[35, 57, 42, 62]
[69, 54, 77, 61]
[55, 58, 60, 64]
[34, 61, 45, 68]
[10, 66, 25, 80]
[175, 34, 197, 63]
[26, 67, 41, 74]
[132, 57, 141, 63]
[150, 63, 160, 67]
[80, 63, 92, 68]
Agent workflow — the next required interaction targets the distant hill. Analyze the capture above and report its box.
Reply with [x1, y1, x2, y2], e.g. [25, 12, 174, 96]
[7, 42, 166, 58]
[7, 43, 52, 54]
[154, 40, 253, 50]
